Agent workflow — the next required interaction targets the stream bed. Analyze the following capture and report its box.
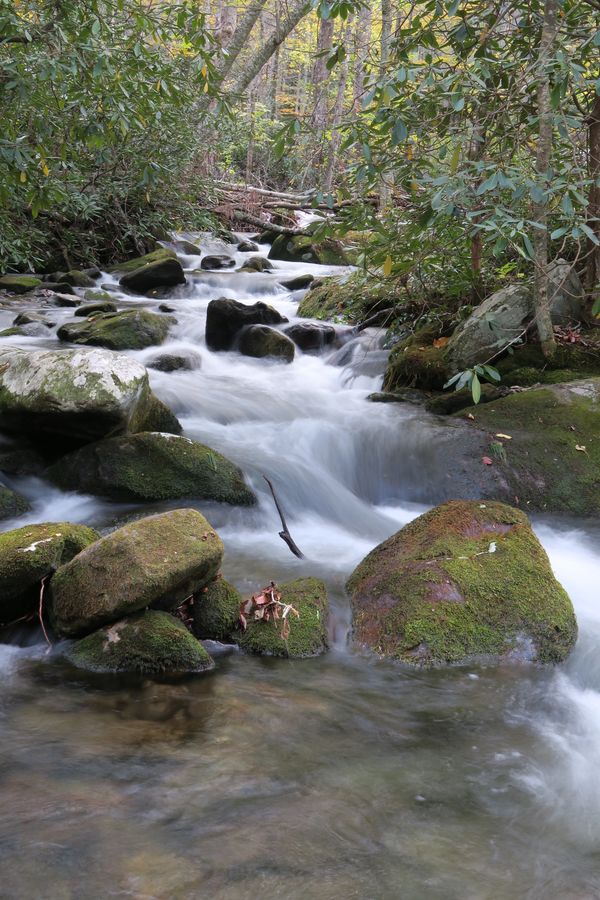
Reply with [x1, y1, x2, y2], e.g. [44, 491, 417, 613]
[0, 238, 599, 898]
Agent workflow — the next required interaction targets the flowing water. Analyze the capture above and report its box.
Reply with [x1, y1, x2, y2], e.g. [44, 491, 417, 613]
[1, 238, 600, 899]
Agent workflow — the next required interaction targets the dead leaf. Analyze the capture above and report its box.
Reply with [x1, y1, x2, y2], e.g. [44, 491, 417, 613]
[433, 337, 449, 349]
[496, 433, 512, 440]
[482, 456, 493, 465]
[575, 445, 588, 454]
[238, 582, 299, 641]
[466, 413, 475, 420]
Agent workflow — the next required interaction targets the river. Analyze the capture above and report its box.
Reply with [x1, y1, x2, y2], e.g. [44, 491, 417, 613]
[0, 237, 599, 898]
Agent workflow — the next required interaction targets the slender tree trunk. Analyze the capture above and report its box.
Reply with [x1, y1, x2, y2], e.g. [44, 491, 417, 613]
[216, 0, 269, 80]
[227, 0, 311, 97]
[323, 27, 350, 193]
[353, 3, 371, 109]
[586, 95, 600, 303]
[379, 0, 394, 208]
[532, 0, 558, 357]
[216, 3, 236, 47]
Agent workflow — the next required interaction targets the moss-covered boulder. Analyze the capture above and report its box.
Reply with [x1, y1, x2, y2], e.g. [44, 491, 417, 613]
[58, 309, 174, 351]
[347, 500, 577, 667]
[448, 379, 600, 516]
[108, 247, 177, 275]
[268, 234, 349, 266]
[119, 257, 185, 294]
[238, 325, 295, 362]
[383, 327, 451, 391]
[47, 432, 256, 505]
[83, 289, 116, 304]
[50, 508, 224, 637]
[74, 301, 118, 317]
[193, 576, 242, 641]
[237, 577, 329, 658]
[206, 298, 287, 351]
[66, 610, 214, 675]
[297, 273, 399, 323]
[61, 270, 96, 288]
[0, 522, 99, 625]
[0, 347, 181, 443]
[0, 481, 30, 521]
[0, 275, 42, 294]
[239, 256, 273, 273]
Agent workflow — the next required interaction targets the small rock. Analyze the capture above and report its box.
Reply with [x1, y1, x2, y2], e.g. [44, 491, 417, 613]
[240, 256, 273, 273]
[284, 322, 336, 351]
[146, 351, 202, 372]
[200, 255, 236, 271]
[280, 274, 315, 291]
[238, 325, 295, 362]
[237, 240, 259, 253]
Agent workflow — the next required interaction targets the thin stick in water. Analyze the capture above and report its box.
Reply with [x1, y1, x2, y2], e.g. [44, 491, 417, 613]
[263, 475, 305, 559]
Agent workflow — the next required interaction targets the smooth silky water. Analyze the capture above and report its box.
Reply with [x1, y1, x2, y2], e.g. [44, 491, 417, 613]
[0, 238, 599, 899]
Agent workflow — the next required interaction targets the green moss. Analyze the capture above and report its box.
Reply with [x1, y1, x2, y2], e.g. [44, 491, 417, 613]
[0, 522, 99, 624]
[298, 273, 401, 323]
[238, 325, 295, 362]
[57, 309, 174, 350]
[268, 234, 349, 266]
[0, 275, 42, 294]
[347, 500, 577, 667]
[107, 247, 176, 275]
[454, 381, 600, 515]
[47, 432, 256, 505]
[384, 326, 451, 391]
[0, 483, 30, 520]
[62, 270, 96, 288]
[74, 301, 118, 317]
[237, 577, 329, 658]
[84, 289, 115, 303]
[193, 576, 242, 641]
[66, 610, 214, 674]
[0, 327, 24, 337]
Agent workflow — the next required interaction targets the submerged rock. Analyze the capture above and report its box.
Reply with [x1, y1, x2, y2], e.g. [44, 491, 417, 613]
[193, 576, 242, 642]
[48, 432, 256, 505]
[200, 254, 236, 271]
[173, 240, 202, 255]
[237, 577, 329, 658]
[146, 350, 202, 372]
[238, 325, 295, 362]
[205, 297, 287, 351]
[58, 309, 174, 351]
[347, 500, 577, 667]
[0, 346, 180, 443]
[284, 322, 336, 351]
[0, 522, 99, 625]
[50, 509, 224, 637]
[280, 274, 314, 291]
[0, 480, 30, 520]
[268, 234, 349, 266]
[66, 610, 214, 675]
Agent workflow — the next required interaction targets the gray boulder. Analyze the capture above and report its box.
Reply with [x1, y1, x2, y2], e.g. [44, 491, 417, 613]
[146, 350, 202, 372]
[285, 322, 336, 351]
[238, 325, 295, 362]
[205, 297, 287, 351]
[50, 509, 224, 637]
[200, 255, 236, 270]
[0, 347, 180, 443]
[58, 309, 174, 351]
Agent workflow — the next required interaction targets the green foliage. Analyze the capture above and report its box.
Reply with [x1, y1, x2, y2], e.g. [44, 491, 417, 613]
[444, 365, 501, 405]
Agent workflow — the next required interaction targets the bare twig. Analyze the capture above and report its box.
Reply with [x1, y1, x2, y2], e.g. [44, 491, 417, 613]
[38, 573, 53, 648]
[263, 475, 304, 559]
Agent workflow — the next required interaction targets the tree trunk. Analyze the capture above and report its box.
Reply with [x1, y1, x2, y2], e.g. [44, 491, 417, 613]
[216, 0, 269, 80]
[531, 0, 558, 357]
[379, 0, 394, 208]
[586, 95, 600, 304]
[227, 0, 311, 97]
[323, 26, 350, 193]
[353, 4, 372, 109]
[216, 4, 237, 47]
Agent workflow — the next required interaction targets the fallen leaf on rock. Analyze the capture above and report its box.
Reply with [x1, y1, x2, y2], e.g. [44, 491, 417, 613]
[433, 337, 449, 348]
[467, 413, 475, 420]
[482, 456, 493, 465]
[575, 445, 587, 453]
[496, 433, 512, 440]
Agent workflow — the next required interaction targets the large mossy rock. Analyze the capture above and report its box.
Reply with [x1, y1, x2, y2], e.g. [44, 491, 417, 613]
[0, 522, 99, 625]
[48, 432, 256, 505]
[119, 256, 185, 294]
[0, 347, 181, 443]
[0, 481, 30, 521]
[239, 255, 273, 273]
[193, 576, 242, 641]
[347, 500, 577, 667]
[58, 309, 174, 351]
[238, 325, 295, 362]
[383, 326, 451, 391]
[108, 247, 176, 275]
[205, 298, 288, 351]
[268, 234, 349, 266]
[237, 577, 329, 658]
[0, 275, 42, 294]
[447, 379, 600, 516]
[66, 610, 214, 675]
[50, 509, 224, 637]
[297, 273, 398, 323]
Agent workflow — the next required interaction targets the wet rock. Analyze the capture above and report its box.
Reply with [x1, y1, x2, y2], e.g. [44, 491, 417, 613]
[146, 351, 202, 372]
[280, 274, 315, 291]
[239, 256, 273, 273]
[173, 240, 202, 255]
[0, 346, 181, 443]
[50, 508, 224, 637]
[83, 289, 115, 304]
[284, 322, 336, 351]
[0, 275, 42, 294]
[193, 576, 242, 642]
[47, 432, 257, 505]
[0, 480, 30, 521]
[237, 240, 259, 253]
[236, 577, 329, 658]
[51, 292, 81, 307]
[0, 437, 46, 475]
[200, 255, 236, 271]
[367, 389, 428, 404]
[238, 324, 295, 362]
[347, 500, 577, 667]
[159, 303, 176, 313]
[119, 257, 185, 294]
[58, 309, 174, 350]
[108, 246, 177, 276]
[205, 297, 288, 351]
[66, 610, 214, 675]
[268, 234, 349, 266]
[13, 312, 55, 327]
[61, 270, 97, 288]
[74, 301, 118, 317]
[0, 522, 99, 625]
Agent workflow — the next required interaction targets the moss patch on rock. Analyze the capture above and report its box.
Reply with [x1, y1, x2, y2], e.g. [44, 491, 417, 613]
[66, 610, 214, 675]
[0, 522, 99, 625]
[0, 482, 30, 521]
[0, 275, 42, 294]
[58, 309, 174, 351]
[107, 247, 177, 275]
[384, 326, 451, 391]
[297, 273, 401, 323]
[47, 432, 256, 505]
[268, 234, 349, 266]
[238, 325, 295, 362]
[193, 576, 242, 641]
[347, 500, 577, 667]
[50, 508, 224, 637]
[236, 577, 329, 658]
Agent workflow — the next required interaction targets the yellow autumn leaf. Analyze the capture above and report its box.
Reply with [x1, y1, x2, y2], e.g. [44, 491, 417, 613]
[19, 171, 26, 183]
[406, 144, 414, 160]
[496, 433, 512, 440]
[201, 64, 208, 78]
[41, 160, 49, 177]
[383, 255, 393, 276]
[450, 144, 461, 174]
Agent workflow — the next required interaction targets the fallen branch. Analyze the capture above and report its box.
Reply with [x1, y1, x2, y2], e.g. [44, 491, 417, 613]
[38, 573, 53, 648]
[263, 475, 304, 559]
[214, 180, 314, 202]
[230, 209, 305, 235]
